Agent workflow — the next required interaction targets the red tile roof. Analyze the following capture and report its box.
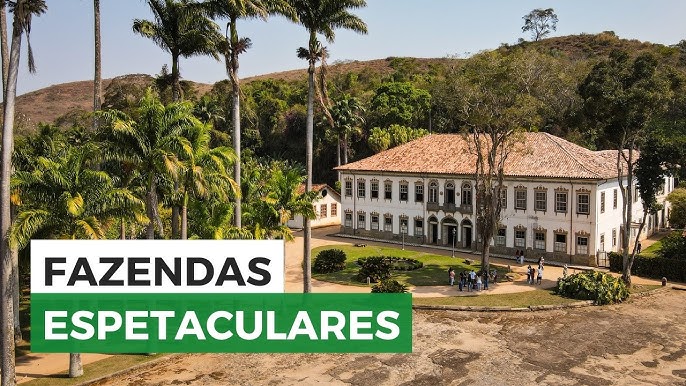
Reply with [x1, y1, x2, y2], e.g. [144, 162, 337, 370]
[336, 132, 620, 180]
[296, 183, 332, 195]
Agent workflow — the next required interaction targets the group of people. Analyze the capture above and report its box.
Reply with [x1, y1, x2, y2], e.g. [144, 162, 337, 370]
[448, 267, 498, 292]
[526, 257, 545, 285]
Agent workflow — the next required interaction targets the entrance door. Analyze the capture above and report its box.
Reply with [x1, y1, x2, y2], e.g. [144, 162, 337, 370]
[431, 223, 438, 244]
[464, 227, 472, 248]
[447, 226, 457, 245]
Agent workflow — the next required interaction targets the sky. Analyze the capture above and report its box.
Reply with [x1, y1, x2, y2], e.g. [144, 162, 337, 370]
[13, 0, 686, 95]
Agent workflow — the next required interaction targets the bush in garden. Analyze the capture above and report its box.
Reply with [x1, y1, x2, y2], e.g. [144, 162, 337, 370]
[609, 251, 686, 283]
[312, 249, 347, 274]
[356, 256, 392, 282]
[371, 279, 408, 293]
[555, 271, 629, 305]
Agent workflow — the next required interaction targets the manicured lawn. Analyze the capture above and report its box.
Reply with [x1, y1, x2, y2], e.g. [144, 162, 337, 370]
[413, 289, 579, 308]
[311, 245, 506, 286]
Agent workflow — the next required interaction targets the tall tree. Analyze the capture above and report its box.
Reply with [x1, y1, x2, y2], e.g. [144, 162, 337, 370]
[133, 0, 222, 238]
[204, 0, 295, 230]
[1, 1, 46, 384]
[522, 8, 558, 41]
[330, 94, 364, 165]
[93, 0, 101, 130]
[433, 50, 547, 274]
[292, 0, 367, 293]
[179, 120, 238, 239]
[99, 89, 194, 240]
[579, 51, 671, 285]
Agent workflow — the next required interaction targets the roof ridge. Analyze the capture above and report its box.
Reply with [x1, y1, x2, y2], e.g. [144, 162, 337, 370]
[540, 132, 601, 178]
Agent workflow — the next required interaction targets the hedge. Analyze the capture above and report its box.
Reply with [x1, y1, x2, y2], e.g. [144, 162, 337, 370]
[555, 271, 629, 305]
[609, 252, 686, 283]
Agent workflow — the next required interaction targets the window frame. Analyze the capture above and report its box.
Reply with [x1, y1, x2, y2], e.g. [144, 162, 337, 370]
[534, 230, 546, 251]
[514, 229, 526, 248]
[534, 190, 547, 212]
[445, 182, 456, 205]
[577, 193, 590, 215]
[383, 215, 393, 232]
[370, 180, 379, 199]
[576, 236, 589, 255]
[357, 179, 366, 198]
[371, 214, 379, 231]
[344, 213, 352, 227]
[515, 189, 527, 210]
[461, 183, 472, 206]
[555, 191, 568, 213]
[399, 182, 409, 202]
[554, 233, 567, 253]
[344, 180, 352, 197]
[384, 181, 392, 200]
[415, 183, 424, 202]
[600, 191, 605, 213]
[414, 218, 423, 236]
[320, 204, 327, 218]
[357, 212, 365, 229]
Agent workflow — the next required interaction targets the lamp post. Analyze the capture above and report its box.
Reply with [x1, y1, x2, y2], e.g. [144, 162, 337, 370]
[451, 228, 456, 258]
[401, 224, 407, 250]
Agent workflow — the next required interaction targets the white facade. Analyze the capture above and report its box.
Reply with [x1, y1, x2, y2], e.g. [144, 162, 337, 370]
[338, 172, 674, 266]
[288, 185, 342, 229]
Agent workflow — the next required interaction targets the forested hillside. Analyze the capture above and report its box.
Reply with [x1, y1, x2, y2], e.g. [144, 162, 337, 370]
[15, 32, 686, 185]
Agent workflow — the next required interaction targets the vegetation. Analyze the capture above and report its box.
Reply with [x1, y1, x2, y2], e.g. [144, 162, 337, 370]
[371, 279, 407, 293]
[414, 290, 579, 308]
[667, 188, 686, 229]
[356, 256, 392, 282]
[555, 271, 629, 305]
[311, 245, 503, 287]
[521, 8, 558, 42]
[312, 248, 346, 273]
[657, 232, 686, 260]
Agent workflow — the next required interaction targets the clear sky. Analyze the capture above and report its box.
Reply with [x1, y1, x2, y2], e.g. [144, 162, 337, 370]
[13, 0, 686, 95]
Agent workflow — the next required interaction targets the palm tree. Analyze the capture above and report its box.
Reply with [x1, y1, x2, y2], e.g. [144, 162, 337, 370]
[179, 121, 238, 239]
[134, 0, 222, 102]
[1, 1, 46, 383]
[99, 88, 195, 240]
[133, 0, 223, 237]
[330, 94, 364, 165]
[291, 0, 367, 292]
[10, 147, 146, 250]
[93, 0, 101, 130]
[203, 0, 294, 229]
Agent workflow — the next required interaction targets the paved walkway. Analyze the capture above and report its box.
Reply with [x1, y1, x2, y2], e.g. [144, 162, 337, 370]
[16, 227, 665, 383]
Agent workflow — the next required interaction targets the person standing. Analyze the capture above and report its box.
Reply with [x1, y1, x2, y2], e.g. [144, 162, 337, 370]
[526, 265, 532, 284]
[537, 266, 543, 284]
[483, 271, 489, 290]
[458, 271, 464, 291]
[476, 273, 482, 291]
[449, 268, 456, 286]
[530, 267, 536, 285]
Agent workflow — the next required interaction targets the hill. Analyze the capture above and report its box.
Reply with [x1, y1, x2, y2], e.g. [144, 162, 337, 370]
[14, 57, 456, 133]
[12, 33, 686, 134]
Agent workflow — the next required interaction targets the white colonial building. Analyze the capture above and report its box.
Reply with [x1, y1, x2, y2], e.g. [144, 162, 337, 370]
[287, 184, 341, 229]
[336, 133, 674, 266]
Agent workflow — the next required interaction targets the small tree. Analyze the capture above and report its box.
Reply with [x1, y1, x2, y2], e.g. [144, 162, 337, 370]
[667, 188, 686, 229]
[522, 8, 558, 41]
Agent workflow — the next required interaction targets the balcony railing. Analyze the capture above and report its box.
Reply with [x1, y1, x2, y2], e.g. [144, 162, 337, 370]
[426, 202, 440, 211]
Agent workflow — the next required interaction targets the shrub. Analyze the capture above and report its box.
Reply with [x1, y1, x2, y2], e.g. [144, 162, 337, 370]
[371, 279, 408, 293]
[555, 271, 629, 305]
[609, 251, 686, 283]
[387, 257, 423, 271]
[356, 256, 392, 282]
[658, 232, 686, 260]
[312, 249, 347, 274]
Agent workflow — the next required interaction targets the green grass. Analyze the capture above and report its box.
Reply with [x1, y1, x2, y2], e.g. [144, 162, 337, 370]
[639, 240, 662, 258]
[312, 245, 506, 286]
[413, 284, 662, 308]
[22, 354, 165, 386]
[413, 289, 579, 308]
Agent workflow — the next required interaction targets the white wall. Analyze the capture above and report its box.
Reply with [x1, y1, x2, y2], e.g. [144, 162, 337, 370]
[287, 187, 341, 229]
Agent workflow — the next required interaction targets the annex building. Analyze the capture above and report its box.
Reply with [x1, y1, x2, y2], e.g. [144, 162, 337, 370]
[335, 133, 674, 266]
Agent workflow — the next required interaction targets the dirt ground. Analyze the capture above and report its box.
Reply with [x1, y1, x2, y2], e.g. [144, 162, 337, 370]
[92, 288, 686, 386]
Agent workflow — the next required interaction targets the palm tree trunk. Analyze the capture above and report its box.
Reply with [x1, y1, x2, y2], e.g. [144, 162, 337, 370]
[336, 135, 341, 167]
[342, 134, 348, 165]
[2, 0, 20, 348]
[1, 0, 8, 99]
[1, 12, 23, 385]
[10, 204, 19, 344]
[227, 18, 241, 229]
[93, 0, 101, 130]
[303, 58, 315, 294]
[120, 218, 125, 240]
[69, 353, 83, 378]
[170, 52, 181, 238]
[146, 177, 156, 239]
[181, 192, 188, 240]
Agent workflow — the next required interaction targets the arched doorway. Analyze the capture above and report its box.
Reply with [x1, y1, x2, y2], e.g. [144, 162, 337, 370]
[441, 217, 458, 247]
[461, 219, 473, 249]
[428, 216, 439, 244]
